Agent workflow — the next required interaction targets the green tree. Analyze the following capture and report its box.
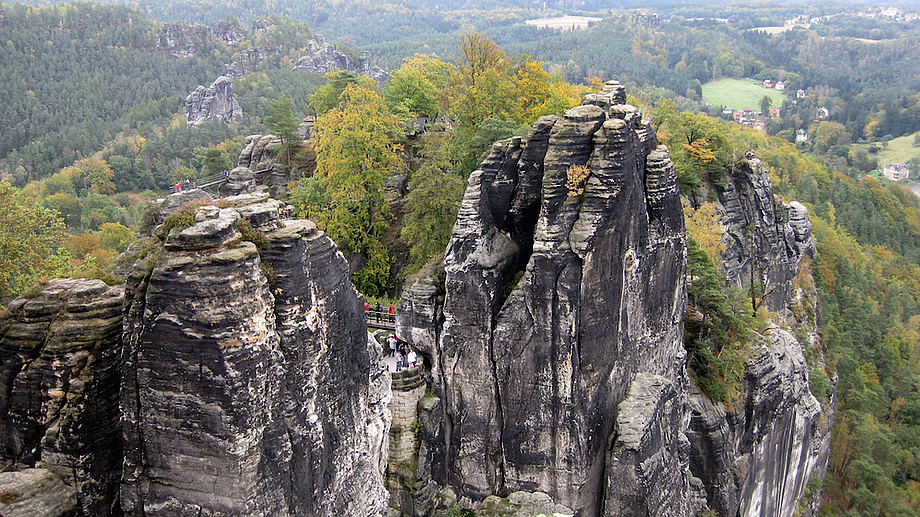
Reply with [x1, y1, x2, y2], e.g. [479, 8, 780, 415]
[45, 192, 83, 228]
[401, 133, 466, 268]
[442, 32, 516, 128]
[296, 83, 402, 294]
[0, 179, 70, 303]
[385, 58, 444, 122]
[61, 158, 116, 195]
[469, 117, 518, 160]
[265, 95, 301, 167]
[309, 70, 375, 115]
[759, 95, 773, 115]
[199, 147, 233, 177]
[813, 121, 851, 154]
[96, 222, 135, 252]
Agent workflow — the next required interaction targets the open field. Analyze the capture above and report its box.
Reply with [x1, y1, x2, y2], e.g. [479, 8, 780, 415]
[525, 15, 601, 31]
[855, 131, 920, 166]
[701, 78, 789, 111]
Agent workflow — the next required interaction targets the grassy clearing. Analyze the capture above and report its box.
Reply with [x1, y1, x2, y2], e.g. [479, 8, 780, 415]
[702, 78, 789, 111]
[864, 131, 920, 165]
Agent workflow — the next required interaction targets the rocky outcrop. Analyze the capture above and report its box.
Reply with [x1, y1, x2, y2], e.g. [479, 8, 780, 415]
[398, 81, 692, 515]
[0, 279, 124, 516]
[218, 165, 258, 197]
[0, 468, 79, 517]
[185, 75, 244, 126]
[120, 195, 388, 516]
[155, 23, 211, 57]
[398, 81, 829, 516]
[293, 36, 389, 83]
[237, 134, 288, 197]
[213, 17, 247, 46]
[714, 158, 815, 313]
[687, 329, 827, 517]
[678, 157, 830, 517]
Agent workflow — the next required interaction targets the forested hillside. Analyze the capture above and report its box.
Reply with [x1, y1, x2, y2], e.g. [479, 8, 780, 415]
[0, 3, 322, 185]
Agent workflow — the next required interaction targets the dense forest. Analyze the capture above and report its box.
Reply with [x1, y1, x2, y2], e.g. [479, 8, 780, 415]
[2, 2, 920, 516]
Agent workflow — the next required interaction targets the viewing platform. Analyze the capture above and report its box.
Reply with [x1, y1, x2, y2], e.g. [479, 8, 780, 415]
[366, 309, 395, 330]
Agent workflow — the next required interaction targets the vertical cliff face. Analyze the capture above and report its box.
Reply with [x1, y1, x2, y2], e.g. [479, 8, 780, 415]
[121, 194, 388, 516]
[714, 159, 816, 313]
[236, 135, 289, 197]
[185, 75, 244, 126]
[0, 279, 124, 516]
[399, 83, 830, 516]
[685, 160, 829, 517]
[400, 82, 694, 515]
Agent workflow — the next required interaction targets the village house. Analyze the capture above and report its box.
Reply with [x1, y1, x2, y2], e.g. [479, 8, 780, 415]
[769, 108, 781, 117]
[797, 89, 806, 99]
[733, 110, 744, 123]
[817, 107, 829, 119]
[775, 81, 785, 91]
[762, 79, 774, 89]
[796, 129, 808, 143]
[883, 163, 911, 181]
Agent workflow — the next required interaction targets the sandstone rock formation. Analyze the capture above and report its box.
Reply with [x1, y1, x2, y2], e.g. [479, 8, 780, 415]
[715, 158, 816, 313]
[0, 468, 79, 517]
[237, 134, 288, 197]
[293, 36, 389, 83]
[120, 193, 389, 516]
[398, 81, 694, 515]
[398, 82, 829, 516]
[0, 279, 124, 516]
[155, 22, 211, 57]
[185, 75, 244, 126]
[687, 329, 826, 517]
[683, 158, 830, 517]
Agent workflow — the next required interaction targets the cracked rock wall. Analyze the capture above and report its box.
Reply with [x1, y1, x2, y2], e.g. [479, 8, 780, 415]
[121, 193, 388, 516]
[399, 82, 693, 515]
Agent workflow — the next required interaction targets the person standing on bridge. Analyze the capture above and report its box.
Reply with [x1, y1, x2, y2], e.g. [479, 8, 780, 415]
[387, 335, 397, 356]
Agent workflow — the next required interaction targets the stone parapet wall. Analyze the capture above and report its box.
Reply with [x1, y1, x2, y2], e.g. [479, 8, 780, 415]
[388, 367, 426, 468]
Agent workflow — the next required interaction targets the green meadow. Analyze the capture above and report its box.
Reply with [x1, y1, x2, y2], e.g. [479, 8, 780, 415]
[866, 131, 920, 166]
[702, 78, 789, 111]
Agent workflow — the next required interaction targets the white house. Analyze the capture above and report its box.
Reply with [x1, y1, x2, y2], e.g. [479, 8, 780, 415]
[883, 163, 911, 181]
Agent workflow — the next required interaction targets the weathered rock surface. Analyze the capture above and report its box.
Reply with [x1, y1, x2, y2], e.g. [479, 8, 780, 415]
[687, 328, 827, 517]
[398, 81, 691, 515]
[155, 22, 211, 57]
[237, 134, 289, 197]
[292, 35, 389, 83]
[398, 81, 829, 516]
[679, 157, 830, 517]
[714, 158, 816, 313]
[0, 279, 124, 516]
[0, 468, 79, 517]
[218, 165, 258, 197]
[185, 75, 244, 126]
[121, 195, 388, 516]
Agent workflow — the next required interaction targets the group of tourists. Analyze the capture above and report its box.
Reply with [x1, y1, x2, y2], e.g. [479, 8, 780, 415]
[364, 301, 395, 323]
[387, 334, 418, 372]
[173, 178, 193, 193]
